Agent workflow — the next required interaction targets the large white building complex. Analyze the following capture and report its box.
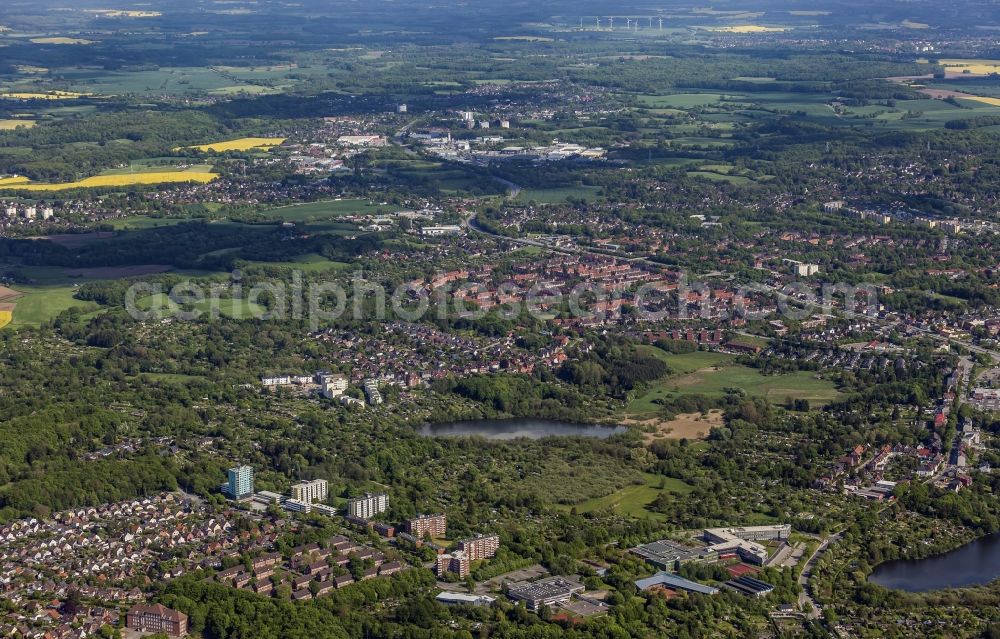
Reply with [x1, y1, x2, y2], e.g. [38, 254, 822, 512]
[702, 525, 791, 565]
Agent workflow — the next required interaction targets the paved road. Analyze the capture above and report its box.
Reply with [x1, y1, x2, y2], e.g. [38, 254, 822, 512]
[798, 533, 840, 619]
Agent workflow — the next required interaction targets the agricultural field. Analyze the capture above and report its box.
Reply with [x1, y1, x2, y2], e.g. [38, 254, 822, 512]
[0, 119, 35, 129]
[958, 96, 1000, 107]
[260, 199, 401, 219]
[28, 37, 95, 45]
[61, 66, 286, 96]
[108, 216, 201, 230]
[0, 285, 20, 330]
[8, 285, 100, 327]
[637, 93, 723, 108]
[0, 167, 217, 191]
[705, 25, 787, 33]
[183, 137, 285, 152]
[938, 59, 1000, 75]
[0, 91, 89, 100]
[515, 184, 602, 203]
[85, 9, 161, 17]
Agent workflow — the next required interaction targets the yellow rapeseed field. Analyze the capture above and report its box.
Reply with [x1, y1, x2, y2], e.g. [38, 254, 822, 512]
[0, 171, 217, 191]
[184, 137, 286, 152]
[939, 59, 1000, 75]
[959, 95, 1000, 107]
[0, 311, 11, 329]
[0, 91, 88, 100]
[0, 120, 35, 130]
[0, 176, 31, 185]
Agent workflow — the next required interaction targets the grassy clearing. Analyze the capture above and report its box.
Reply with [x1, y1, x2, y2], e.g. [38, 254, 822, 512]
[628, 346, 840, 413]
[559, 472, 694, 520]
[687, 170, 754, 184]
[240, 253, 350, 272]
[136, 293, 267, 320]
[136, 373, 207, 383]
[636, 347, 732, 373]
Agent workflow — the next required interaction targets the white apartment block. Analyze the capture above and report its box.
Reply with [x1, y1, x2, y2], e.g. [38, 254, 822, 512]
[290, 479, 328, 504]
[322, 374, 348, 398]
[346, 493, 388, 520]
[283, 499, 312, 514]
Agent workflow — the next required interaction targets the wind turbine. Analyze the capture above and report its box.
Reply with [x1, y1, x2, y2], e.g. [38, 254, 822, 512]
[658, 17, 663, 30]
[609, 16, 614, 29]
[626, 18, 631, 30]
[596, 16, 600, 28]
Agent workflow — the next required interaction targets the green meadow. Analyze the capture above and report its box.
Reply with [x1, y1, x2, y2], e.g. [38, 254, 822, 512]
[628, 347, 841, 414]
[558, 472, 695, 520]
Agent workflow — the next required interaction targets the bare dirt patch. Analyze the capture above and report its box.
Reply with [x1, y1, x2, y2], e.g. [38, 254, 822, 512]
[0, 285, 23, 301]
[625, 409, 724, 443]
[63, 264, 173, 278]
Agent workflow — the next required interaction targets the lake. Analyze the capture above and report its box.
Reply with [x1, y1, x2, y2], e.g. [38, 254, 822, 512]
[868, 532, 1000, 592]
[417, 418, 627, 440]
